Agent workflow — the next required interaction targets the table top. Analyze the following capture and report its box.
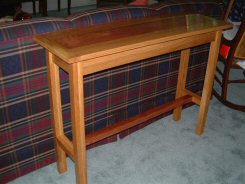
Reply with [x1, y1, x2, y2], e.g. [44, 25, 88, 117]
[33, 14, 232, 65]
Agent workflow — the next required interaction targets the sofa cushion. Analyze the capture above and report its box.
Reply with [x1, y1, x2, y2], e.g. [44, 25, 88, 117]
[0, 18, 72, 42]
[68, 6, 157, 28]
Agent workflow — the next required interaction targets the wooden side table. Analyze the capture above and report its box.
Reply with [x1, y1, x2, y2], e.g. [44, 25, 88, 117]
[33, 15, 232, 184]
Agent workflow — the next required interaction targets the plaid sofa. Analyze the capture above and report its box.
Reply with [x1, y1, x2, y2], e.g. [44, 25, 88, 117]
[0, 1, 224, 183]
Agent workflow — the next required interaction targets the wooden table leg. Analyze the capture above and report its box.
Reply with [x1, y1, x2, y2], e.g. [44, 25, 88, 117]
[70, 63, 88, 184]
[173, 49, 191, 121]
[47, 51, 68, 173]
[196, 31, 222, 135]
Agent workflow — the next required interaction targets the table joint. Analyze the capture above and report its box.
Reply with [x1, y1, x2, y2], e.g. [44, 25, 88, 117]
[57, 135, 75, 161]
[183, 89, 201, 105]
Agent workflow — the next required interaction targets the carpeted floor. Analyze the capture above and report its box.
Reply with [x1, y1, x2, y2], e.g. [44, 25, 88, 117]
[9, 98, 245, 184]
[9, 5, 245, 184]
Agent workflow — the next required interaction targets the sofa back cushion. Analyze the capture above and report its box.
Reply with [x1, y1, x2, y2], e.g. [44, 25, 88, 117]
[68, 6, 157, 28]
[0, 18, 72, 42]
[150, 0, 224, 18]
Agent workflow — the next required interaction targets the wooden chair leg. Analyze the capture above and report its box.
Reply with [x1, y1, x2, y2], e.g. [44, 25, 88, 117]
[38, 0, 41, 13]
[224, 0, 235, 20]
[32, 0, 36, 15]
[58, 0, 61, 12]
[97, 0, 100, 7]
[68, 0, 71, 15]
[57, 0, 71, 15]
[221, 61, 231, 100]
[41, 0, 48, 17]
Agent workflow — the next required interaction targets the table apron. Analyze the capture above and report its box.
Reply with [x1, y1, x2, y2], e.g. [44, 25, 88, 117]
[52, 31, 216, 76]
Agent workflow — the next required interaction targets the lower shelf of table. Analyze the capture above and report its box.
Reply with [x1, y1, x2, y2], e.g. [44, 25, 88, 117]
[57, 95, 193, 161]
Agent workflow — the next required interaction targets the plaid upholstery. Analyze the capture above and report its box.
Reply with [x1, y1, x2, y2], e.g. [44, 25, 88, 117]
[0, 18, 72, 42]
[0, 3, 224, 184]
[150, 0, 224, 18]
[68, 6, 157, 27]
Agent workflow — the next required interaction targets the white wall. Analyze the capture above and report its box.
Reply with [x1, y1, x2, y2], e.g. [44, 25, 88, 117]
[22, 0, 96, 13]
